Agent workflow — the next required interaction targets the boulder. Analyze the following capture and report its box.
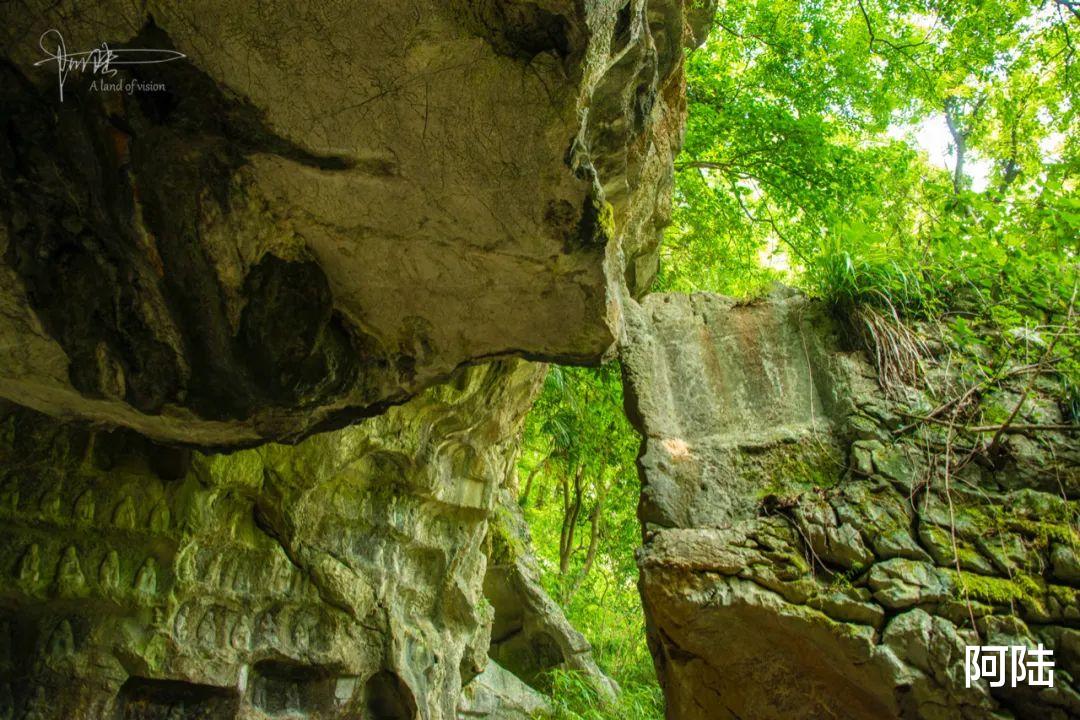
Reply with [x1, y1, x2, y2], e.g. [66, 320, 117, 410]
[458, 661, 551, 720]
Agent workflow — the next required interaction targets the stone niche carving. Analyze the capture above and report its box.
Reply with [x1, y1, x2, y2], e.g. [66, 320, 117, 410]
[0, 361, 549, 720]
[0, 0, 715, 447]
[621, 290, 1080, 720]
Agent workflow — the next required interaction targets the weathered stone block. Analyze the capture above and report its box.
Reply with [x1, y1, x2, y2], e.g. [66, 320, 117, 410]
[621, 290, 1080, 719]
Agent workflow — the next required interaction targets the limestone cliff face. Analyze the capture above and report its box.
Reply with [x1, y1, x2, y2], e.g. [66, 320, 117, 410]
[0, 358, 619, 720]
[621, 290, 1080, 720]
[0, 361, 544, 719]
[0, 0, 712, 446]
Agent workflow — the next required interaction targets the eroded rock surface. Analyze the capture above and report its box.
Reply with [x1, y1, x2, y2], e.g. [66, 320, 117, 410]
[458, 660, 551, 720]
[0, 0, 712, 446]
[621, 290, 1080, 720]
[485, 489, 619, 701]
[0, 361, 555, 719]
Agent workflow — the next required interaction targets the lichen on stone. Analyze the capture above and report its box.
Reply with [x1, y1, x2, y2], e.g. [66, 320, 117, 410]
[621, 289, 1080, 719]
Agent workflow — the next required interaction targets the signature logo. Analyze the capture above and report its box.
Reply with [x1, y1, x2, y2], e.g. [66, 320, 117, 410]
[33, 29, 186, 102]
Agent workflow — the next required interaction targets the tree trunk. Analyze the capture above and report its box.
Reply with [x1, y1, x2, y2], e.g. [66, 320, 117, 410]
[559, 464, 584, 576]
[566, 465, 611, 601]
[944, 101, 967, 195]
[944, 95, 985, 196]
[518, 452, 550, 508]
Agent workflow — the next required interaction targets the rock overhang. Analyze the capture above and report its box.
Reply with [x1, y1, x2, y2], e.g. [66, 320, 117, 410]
[0, 0, 716, 447]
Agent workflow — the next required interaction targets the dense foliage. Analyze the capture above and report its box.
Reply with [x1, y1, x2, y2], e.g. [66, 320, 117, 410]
[517, 365, 658, 716]
[523, 1, 1078, 717]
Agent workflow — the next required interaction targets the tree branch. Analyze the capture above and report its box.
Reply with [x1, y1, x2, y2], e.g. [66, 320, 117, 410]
[1053, 0, 1080, 22]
